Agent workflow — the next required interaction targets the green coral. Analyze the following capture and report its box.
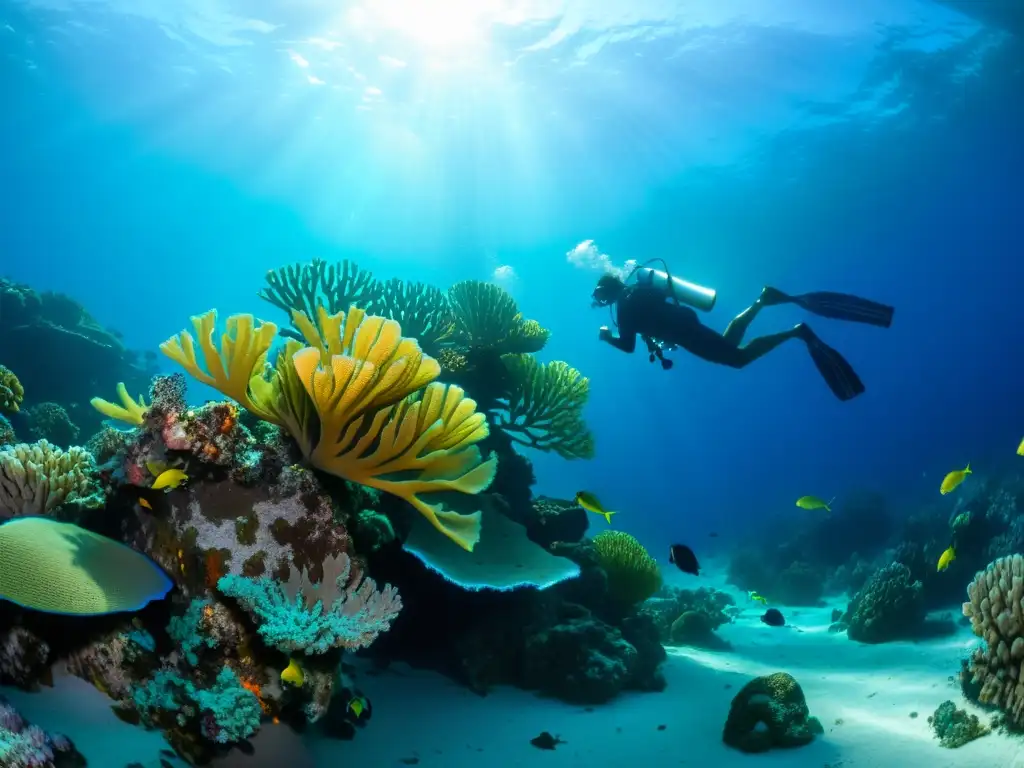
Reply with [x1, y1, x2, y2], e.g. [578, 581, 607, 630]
[376, 277, 455, 356]
[592, 531, 661, 606]
[447, 280, 549, 354]
[495, 354, 595, 459]
[258, 259, 384, 328]
[0, 365, 24, 414]
[722, 672, 823, 753]
[928, 700, 990, 748]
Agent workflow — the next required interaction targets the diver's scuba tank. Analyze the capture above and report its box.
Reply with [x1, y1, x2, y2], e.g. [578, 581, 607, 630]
[632, 266, 717, 312]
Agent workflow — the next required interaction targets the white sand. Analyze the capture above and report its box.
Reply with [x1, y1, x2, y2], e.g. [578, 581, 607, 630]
[4, 571, 1024, 767]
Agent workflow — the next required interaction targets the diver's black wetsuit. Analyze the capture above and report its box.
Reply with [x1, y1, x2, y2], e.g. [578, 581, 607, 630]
[606, 285, 795, 368]
[601, 284, 894, 401]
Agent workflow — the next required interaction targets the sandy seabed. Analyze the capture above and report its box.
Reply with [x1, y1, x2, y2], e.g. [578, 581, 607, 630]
[4, 568, 1024, 768]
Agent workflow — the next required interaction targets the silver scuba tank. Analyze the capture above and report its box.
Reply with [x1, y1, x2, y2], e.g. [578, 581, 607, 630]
[632, 267, 717, 312]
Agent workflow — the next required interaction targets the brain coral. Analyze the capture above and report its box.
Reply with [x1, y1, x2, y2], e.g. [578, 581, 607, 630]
[962, 554, 1024, 725]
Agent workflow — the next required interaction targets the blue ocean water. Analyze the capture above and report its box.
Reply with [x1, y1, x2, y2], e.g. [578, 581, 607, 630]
[1, 1, 1024, 765]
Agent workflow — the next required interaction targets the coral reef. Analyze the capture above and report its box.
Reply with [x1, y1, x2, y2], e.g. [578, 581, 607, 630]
[0, 277, 155, 436]
[160, 306, 496, 552]
[722, 672, 823, 753]
[447, 280, 549, 355]
[641, 586, 735, 648]
[0, 414, 14, 447]
[961, 554, 1024, 725]
[928, 700, 990, 747]
[521, 495, 589, 548]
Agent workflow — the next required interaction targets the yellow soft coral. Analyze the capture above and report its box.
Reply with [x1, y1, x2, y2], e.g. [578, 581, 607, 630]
[90, 382, 149, 426]
[291, 309, 496, 551]
[161, 306, 496, 551]
[0, 365, 24, 415]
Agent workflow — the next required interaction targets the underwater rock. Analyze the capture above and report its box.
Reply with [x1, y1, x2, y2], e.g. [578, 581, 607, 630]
[761, 608, 786, 627]
[640, 586, 735, 644]
[928, 700, 990, 748]
[669, 611, 731, 650]
[722, 672, 822, 753]
[524, 496, 589, 548]
[529, 731, 565, 750]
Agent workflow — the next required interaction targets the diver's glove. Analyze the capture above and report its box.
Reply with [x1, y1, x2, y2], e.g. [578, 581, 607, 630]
[598, 326, 612, 342]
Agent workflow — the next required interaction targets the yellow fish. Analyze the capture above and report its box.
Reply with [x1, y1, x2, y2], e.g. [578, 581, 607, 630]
[796, 495, 834, 513]
[1017, 437, 1023, 456]
[575, 491, 616, 524]
[937, 546, 956, 572]
[280, 658, 304, 687]
[152, 468, 188, 492]
[348, 696, 367, 718]
[939, 463, 971, 495]
[138, 498, 153, 511]
[748, 591, 768, 605]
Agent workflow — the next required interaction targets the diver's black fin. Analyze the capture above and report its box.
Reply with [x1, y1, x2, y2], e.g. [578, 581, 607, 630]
[783, 290, 894, 328]
[802, 326, 865, 401]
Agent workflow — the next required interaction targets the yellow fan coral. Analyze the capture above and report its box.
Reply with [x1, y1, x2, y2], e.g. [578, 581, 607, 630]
[90, 382, 149, 426]
[161, 306, 496, 551]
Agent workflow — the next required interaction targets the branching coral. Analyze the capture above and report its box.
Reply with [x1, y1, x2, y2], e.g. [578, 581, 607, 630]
[376, 278, 455, 357]
[447, 280, 549, 354]
[161, 306, 497, 551]
[494, 354, 595, 459]
[90, 382, 149, 426]
[0, 365, 23, 414]
[0, 440, 100, 518]
[258, 259, 384, 326]
[592, 531, 662, 606]
[962, 554, 1024, 725]
[217, 552, 402, 655]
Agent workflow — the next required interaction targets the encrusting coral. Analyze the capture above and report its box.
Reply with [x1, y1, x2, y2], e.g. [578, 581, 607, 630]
[495, 354, 595, 460]
[0, 440, 101, 518]
[961, 553, 1024, 725]
[722, 672, 822, 753]
[160, 305, 496, 552]
[0, 364, 24, 414]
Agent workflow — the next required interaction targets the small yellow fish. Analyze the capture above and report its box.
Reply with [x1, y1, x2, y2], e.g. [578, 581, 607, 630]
[280, 658, 304, 687]
[748, 591, 768, 605]
[939, 463, 971, 495]
[348, 696, 367, 718]
[1017, 437, 1023, 456]
[796, 495, 834, 513]
[138, 498, 153, 511]
[146, 460, 168, 477]
[152, 468, 188, 492]
[575, 491, 616, 524]
[937, 546, 956, 572]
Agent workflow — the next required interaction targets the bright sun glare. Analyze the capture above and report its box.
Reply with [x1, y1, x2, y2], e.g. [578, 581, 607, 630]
[356, 0, 505, 50]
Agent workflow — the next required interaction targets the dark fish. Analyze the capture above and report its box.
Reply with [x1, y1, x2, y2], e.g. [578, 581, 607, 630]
[668, 544, 700, 575]
[709, 532, 719, 537]
[761, 608, 785, 627]
[530, 732, 565, 750]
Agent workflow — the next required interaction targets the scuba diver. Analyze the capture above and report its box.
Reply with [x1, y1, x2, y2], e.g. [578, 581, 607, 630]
[592, 260, 894, 401]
